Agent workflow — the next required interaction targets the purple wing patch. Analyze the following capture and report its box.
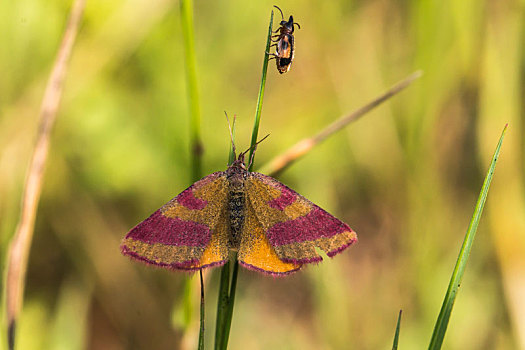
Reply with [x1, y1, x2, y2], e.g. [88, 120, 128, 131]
[121, 171, 229, 270]
[246, 172, 357, 265]
[177, 188, 208, 210]
[267, 182, 297, 210]
[266, 207, 350, 246]
[125, 209, 210, 247]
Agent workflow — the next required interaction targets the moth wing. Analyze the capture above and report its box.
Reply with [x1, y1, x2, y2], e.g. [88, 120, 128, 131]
[237, 197, 301, 275]
[121, 172, 230, 270]
[244, 172, 357, 265]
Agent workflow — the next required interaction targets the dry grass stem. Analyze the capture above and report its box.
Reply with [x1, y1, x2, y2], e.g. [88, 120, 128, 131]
[260, 71, 422, 177]
[5, 0, 86, 348]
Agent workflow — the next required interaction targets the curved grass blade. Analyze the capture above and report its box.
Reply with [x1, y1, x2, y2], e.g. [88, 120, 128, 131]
[428, 124, 508, 350]
[392, 310, 402, 350]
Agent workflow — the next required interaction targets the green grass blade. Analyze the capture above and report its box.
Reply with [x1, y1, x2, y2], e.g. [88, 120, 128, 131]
[392, 310, 402, 350]
[214, 9, 274, 350]
[180, 0, 204, 348]
[214, 118, 237, 350]
[198, 271, 205, 350]
[428, 124, 508, 350]
[220, 257, 239, 350]
[181, 0, 202, 183]
[228, 113, 237, 164]
[214, 261, 231, 350]
[248, 8, 274, 170]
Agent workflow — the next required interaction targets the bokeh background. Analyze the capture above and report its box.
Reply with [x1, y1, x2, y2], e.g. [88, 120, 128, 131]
[1, 0, 524, 349]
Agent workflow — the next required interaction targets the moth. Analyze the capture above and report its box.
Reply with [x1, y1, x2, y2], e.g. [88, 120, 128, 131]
[268, 6, 300, 74]
[121, 133, 357, 276]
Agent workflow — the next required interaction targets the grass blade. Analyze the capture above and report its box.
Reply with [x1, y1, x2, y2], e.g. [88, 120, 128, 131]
[181, 0, 203, 183]
[214, 260, 230, 349]
[221, 258, 239, 349]
[214, 8, 274, 350]
[248, 8, 274, 169]
[428, 124, 508, 349]
[180, 0, 205, 347]
[392, 310, 402, 350]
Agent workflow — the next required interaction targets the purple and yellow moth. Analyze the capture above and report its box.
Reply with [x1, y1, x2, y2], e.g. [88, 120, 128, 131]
[121, 140, 357, 276]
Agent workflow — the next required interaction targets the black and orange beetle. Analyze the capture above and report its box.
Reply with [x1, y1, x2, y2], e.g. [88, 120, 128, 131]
[268, 6, 300, 74]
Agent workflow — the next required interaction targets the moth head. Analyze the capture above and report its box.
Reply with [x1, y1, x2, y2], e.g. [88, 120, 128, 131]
[231, 155, 248, 170]
[238, 134, 270, 170]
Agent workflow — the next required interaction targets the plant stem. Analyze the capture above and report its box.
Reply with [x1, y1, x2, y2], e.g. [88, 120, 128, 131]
[248, 9, 274, 170]
[214, 9, 275, 350]
[181, 0, 203, 183]
[215, 260, 230, 349]
[5, 1, 85, 348]
[180, 0, 204, 348]
[259, 71, 423, 176]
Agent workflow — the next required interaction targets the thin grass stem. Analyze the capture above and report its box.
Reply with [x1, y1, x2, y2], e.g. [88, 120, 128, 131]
[258, 71, 423, 176]
[4, 1, 85, 349]
[181, 0, 203, 182]
[214, 9, 275, 350]
[180, 0, 205, 347]
[248, 9, 274, 170]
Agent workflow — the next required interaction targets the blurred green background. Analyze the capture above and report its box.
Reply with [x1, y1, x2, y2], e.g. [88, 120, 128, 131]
[1, 0, 524, 349]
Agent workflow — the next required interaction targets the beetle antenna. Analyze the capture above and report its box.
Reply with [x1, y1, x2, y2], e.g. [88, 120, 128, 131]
[224, 111, 237, 158]
[294, 22, 301, 29]
[273, 5, 284, 21]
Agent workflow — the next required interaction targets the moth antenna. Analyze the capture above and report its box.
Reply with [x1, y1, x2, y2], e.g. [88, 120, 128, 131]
[224, 111, 237, 158]
[247, 148, 256, 170]
[241, 134, 270, 168]
[254, 133, 270, 148]
[273, 5, 284, 21]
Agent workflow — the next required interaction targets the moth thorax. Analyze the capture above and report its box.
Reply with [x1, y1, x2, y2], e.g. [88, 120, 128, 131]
[228, 178, 245, 249]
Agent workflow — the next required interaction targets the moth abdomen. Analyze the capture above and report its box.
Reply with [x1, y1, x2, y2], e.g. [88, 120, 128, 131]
[228, 187, 245, 249]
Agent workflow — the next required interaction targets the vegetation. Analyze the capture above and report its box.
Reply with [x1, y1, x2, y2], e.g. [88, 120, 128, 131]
[0, 1, 520, 349]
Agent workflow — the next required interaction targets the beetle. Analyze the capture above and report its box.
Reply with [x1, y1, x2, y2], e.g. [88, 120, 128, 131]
[268, 6, 300, 74]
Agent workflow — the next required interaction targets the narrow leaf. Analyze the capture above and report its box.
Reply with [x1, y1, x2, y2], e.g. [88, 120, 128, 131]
[428, 124, 508, 349]
[392, 310, 402, 350]
[248, 8, 274, 170]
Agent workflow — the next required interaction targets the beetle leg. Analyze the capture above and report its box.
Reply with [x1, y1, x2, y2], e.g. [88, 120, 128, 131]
[265, 52, 278, 60]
